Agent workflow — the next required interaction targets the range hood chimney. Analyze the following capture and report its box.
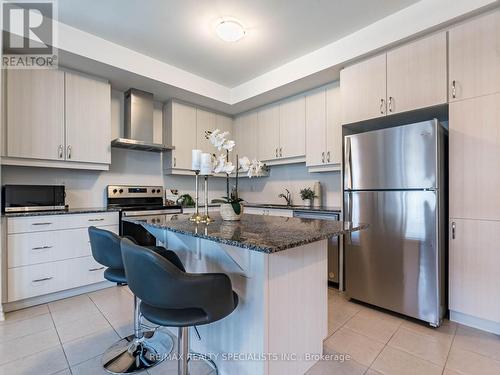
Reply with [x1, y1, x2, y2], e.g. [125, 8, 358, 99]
[111, 89, 173, 152]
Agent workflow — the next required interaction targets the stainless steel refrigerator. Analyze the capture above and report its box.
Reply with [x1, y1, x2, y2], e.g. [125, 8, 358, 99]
[343, 119, 446, 327]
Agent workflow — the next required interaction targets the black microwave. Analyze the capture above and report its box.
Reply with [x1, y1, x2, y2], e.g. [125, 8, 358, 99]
[2, 185, 66, 213]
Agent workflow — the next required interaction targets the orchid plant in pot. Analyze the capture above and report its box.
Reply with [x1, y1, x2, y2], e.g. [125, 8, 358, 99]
[207, 129, 265, 221]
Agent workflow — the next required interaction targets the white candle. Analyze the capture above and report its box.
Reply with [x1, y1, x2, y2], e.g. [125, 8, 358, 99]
[200, 153, 213, 175]
[191, 149, 202, 171]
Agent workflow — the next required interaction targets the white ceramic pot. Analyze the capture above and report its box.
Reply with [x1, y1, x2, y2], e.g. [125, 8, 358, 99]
[220, 203, 244, 221]
[303, 199, 313, 207]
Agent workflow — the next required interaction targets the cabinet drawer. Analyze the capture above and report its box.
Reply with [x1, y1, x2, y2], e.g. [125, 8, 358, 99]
[8, 225, 118, 268]
[78, 257, 107, 287]
[7, 212, 119, 234]
[7, 256, 107, 302]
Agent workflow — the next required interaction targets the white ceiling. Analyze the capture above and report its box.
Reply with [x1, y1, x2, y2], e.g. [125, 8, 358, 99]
[58, 0, 420, 87]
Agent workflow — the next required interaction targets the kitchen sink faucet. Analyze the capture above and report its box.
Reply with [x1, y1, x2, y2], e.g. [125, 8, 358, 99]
[278, 188, 292, 206]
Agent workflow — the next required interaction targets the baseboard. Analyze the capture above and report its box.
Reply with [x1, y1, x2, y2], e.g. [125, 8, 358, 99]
[450, 310, 500, 335]
[2, 281, 114, 312]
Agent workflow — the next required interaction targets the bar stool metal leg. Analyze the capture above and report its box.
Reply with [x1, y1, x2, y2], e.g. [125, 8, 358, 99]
[101, 296, 174, 374]
[178, 327, 219, 375]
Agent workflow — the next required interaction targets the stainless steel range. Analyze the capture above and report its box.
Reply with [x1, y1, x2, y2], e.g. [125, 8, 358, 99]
[106, 185, 182, 245]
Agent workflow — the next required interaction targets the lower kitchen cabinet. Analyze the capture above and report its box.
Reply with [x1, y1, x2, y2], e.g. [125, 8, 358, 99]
[5, 212, 118, 303]
[449, 218, 500, 324]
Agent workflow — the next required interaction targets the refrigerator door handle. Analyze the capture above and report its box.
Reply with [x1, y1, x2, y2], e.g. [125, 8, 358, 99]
[345, 137, 353, 190]
[345, 191, 353, 243]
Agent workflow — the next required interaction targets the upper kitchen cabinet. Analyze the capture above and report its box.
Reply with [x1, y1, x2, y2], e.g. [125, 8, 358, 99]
[279, 95, 306, 159]
[257, 95, 306, 164]
[449, 93, 500, 221]
[325, 84, 342, 165]
[305, 87, 326, 167]
[341, 32, 447, 124]
[386, 32, 447, 114]
[65, 72, 111, 164]
[195, 108, 216, 153]
[340, 53, 387, 124]
[163, 101, 197, 173]
[449, 9, 500, 102]
[5, 69, 65, 161]
[4, 69, 111, 170]
[215, 113, 233, 135]
[258, 104, 280, 161]
[306, 83, 342, 171]
[233, 111, 258, 161]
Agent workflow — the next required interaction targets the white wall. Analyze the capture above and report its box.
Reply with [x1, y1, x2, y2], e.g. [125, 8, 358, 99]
[238, 164, 342, 208]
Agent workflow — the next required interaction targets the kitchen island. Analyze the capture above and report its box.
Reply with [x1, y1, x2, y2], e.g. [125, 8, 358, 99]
[123, 213, 367, 375]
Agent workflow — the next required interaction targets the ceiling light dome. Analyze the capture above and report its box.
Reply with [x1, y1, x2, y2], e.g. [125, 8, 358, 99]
[216, 19, 245, 42]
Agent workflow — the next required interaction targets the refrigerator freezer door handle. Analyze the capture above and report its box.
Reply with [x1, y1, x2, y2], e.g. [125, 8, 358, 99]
[345, 137, 353, 190]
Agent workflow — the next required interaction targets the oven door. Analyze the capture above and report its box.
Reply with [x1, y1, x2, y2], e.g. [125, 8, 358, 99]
[121, 219, 158, 247]
[120, 209, 182, 246]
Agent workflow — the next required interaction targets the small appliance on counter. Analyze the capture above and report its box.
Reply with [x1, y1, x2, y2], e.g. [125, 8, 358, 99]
[106, 185, 182, 246]
[2, 184, 66, 213]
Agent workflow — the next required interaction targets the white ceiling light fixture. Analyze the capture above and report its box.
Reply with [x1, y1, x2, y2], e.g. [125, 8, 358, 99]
[216, 19, 246, 42]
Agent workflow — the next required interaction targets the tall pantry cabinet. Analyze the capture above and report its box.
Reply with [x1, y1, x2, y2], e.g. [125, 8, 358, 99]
[448, 9, 500, 329]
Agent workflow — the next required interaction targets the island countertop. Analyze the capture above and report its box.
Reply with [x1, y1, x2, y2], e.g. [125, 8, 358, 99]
[123, 213, 367, 253]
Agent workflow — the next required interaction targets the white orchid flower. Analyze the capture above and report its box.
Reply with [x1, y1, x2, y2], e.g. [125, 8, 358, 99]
[247, 159, 264, 178]
[239, 156, 251, 171]
[222, 139, 235, 151]
[209, 129, 231, 151]
[213, 154, 235, 174]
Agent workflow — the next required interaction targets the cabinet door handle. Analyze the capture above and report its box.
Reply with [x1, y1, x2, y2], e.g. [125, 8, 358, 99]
[451, 221, 456, 240]
[388, 97, 393, 113]
[89, 266, 105, 272]
[321, 152, 325, 163]
[67, 145, 72, 159]
[380, 98, 385, 114]
[58, 145, 63, 159]
[32, 245, 53, 250]
[327, 151, 330, 163]
[451, 80, 456, 99]
[32, 222, 53, 226]
[88, 218, 105, 222]
[32, 277, 53, 283]
[173, 157, 176, 167]
[279, 147, 283, 157]
[275, 148, 278, 158]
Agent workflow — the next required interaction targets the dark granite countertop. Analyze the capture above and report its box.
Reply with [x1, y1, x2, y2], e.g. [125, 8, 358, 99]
[3, 207, 120, 218]
[123, 213, 367, 253]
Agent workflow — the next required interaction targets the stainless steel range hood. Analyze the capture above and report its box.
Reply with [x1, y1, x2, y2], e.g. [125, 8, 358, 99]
[111, 89, 173, 152]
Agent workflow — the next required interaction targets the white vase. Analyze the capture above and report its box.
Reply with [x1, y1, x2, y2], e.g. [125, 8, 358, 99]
[220, 203, 244, 221]
[303, 199, 313, 207]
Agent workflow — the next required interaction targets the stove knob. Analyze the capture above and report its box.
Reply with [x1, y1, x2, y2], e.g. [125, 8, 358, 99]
[119, 189, 123, 194]
[156, 189, 161, 194]
[112, 189, 117, 194]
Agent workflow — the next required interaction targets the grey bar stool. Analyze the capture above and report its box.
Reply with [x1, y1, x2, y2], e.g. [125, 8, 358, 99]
[88, 226, 183, 374]
[120, 238, 239, 375]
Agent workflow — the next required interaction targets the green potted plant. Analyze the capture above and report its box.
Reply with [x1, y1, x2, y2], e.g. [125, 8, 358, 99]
[207, 129, 265, 221]
[300, 187, 316, 207]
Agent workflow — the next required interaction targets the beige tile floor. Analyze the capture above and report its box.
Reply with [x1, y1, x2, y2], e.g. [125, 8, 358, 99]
[0, 286, 499, 375]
